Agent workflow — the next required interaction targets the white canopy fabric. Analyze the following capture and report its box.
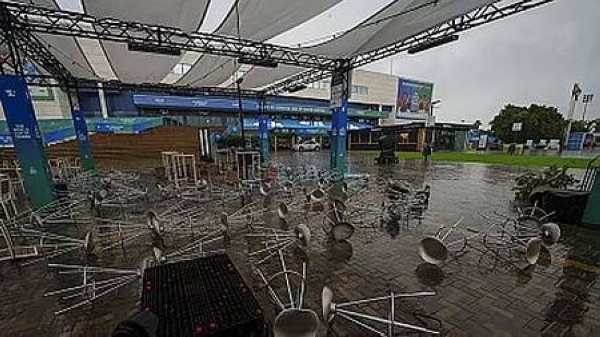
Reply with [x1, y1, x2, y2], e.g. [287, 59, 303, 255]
[37, 33, 98, 79]
[12, 0, 500, 89]
[14, 0, 98, 78]
[176, 0, 342, 86]
[81, 0, 210, 83]
[241, 0, 496, 89]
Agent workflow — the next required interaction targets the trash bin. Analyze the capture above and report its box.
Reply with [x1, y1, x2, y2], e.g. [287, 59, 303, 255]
[582, 171, 600, 228]
[531, 188, 590, 225]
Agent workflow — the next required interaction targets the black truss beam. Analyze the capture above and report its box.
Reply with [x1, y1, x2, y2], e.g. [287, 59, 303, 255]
[19, 75, 264, 98]
[264, 0, 554, 94]
[0, 2, 264, 98]
[1, 2, 341, 71]
[1, 0, 553, 97]
[0, 3, 75, 86]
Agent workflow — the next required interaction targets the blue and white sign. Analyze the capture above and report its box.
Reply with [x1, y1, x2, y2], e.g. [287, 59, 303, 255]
[0, 75, 55, 208]
[258, 115, 270, 165]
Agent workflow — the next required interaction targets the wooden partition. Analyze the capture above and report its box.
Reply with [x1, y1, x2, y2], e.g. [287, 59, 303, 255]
[0, 126, 201, 170]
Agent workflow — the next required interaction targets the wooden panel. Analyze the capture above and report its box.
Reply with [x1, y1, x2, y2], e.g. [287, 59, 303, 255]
[0, 126, 201, 170]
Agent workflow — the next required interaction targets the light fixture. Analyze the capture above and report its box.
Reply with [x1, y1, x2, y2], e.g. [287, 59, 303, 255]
[238, 55, 278, 68]
[408, 35, 459, 54]
[287, 84, 308, 93]
[127, 42, 181, 56]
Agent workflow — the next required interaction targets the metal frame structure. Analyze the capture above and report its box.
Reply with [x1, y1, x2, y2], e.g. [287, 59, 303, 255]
[0, 0, 553, 95]
[0, 2, 341, 72]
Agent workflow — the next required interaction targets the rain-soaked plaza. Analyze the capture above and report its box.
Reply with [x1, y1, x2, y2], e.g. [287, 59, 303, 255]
[1, 151, 599, 337]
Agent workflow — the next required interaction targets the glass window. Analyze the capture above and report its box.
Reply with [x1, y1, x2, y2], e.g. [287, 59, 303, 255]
[371, 132, 381, 143]
[359, 132, 370, 143]
[359, 86, 369, 95]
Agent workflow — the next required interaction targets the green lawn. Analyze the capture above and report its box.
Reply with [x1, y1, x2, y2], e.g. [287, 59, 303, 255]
[355, 151, 593, 169]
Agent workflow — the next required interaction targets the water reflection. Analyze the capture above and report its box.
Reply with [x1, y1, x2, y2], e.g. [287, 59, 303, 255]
[542, 231, 600, 335]
[415, 263, 445, 287]
[324, 239, 353, 263]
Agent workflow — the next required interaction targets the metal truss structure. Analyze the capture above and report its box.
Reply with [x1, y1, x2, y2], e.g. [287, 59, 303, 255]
[0, 0, 553, 95]
[0, 2, 341, 71]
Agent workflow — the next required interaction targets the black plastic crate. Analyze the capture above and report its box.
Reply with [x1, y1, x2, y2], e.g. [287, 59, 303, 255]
[141, 254, 266, 337]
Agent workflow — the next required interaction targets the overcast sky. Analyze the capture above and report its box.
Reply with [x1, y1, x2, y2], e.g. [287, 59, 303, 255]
[362, 0, 600, 125]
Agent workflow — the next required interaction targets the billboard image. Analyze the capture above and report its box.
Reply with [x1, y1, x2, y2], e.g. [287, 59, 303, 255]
[395, 78, 434, 121]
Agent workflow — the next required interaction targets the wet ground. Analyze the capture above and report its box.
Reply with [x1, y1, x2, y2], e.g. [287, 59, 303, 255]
[1, 151, 599, 337]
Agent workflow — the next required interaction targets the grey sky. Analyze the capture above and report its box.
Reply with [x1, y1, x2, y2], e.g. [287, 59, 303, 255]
[363, 0, 600, 126]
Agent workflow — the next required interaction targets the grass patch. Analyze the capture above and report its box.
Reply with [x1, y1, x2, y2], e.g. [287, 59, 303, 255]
[354, 151, 592, 169]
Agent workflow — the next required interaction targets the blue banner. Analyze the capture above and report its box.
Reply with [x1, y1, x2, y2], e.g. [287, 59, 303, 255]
[133, 94, 387, 119]
[258, 115, 270, 166]
[133, 94, 259, 111]
[71, 110, 95, 171]
[331, 103, 348, 175]
[0, 75, 55, 208]
[330, 69, 351, 177]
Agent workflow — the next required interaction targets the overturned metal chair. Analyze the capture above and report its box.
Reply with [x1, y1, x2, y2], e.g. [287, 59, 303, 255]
[253, 247, 319, 337]
[246, 224, 311, 265]
[44, 262, 145, 315]
[321, 286, 440, 336]
[0, 220, 95, 266]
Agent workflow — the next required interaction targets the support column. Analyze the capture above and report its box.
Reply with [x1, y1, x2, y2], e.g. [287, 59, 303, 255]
[258, 114, 270, 166]
[0, 75, 55, 208]
[330, 63, 352, 178]
[68, 88, 95, 172]
[72, 110, 95, 172]
[97, 82, 109, 118]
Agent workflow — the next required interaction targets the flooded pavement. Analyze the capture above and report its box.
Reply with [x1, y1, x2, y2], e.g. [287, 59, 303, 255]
[1, 151, 599, 336]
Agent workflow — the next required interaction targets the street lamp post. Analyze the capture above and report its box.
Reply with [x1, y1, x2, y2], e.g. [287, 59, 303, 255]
[583, 93, 594, 121]
[563, 84, 582, 152]
[429, 99, 441, 146]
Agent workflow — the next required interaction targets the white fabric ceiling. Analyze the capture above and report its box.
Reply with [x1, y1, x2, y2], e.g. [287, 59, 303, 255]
[15, 0, 98, 78]
[37, 33, 97, 79]
[241, 0, 496, 89]
[15, 0, 499, 89]
[176, 0, 342, 87]
[81, 0, 210, 83]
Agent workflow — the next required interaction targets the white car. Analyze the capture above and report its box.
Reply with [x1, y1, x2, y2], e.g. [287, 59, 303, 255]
[292, 140, 321, 152]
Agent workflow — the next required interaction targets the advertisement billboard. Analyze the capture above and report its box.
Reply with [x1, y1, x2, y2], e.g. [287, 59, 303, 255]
[395, 78, 434, 121]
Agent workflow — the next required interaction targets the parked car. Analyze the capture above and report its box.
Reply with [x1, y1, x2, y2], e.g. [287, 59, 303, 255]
[292, 140, 321, 152]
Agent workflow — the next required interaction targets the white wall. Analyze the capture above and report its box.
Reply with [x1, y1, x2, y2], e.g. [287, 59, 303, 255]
[0, 85, 71, 120]
[286, 69, 398, 106]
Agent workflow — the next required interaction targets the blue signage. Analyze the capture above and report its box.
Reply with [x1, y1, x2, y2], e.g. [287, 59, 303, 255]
[0, 75, 55, 208]
[132, 94, 387, 118]
[71, 110, 95, 171]
[331, 102, 348, 174]
[258, 115, 270, 165]
[133, 95, 259, 111]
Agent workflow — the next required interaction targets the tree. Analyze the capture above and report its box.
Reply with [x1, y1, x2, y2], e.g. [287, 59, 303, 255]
[490, 104, 566, 143]
[570, 120, 588, 133]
